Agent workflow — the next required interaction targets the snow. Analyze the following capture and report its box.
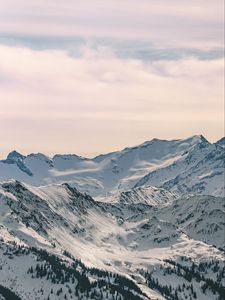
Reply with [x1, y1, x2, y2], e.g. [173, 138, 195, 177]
[0, 180, 224, 299]
[0, 135, 223, 198]
[0, 134, 224, 299]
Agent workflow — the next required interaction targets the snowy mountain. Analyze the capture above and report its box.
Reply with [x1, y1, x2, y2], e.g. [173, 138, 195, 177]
[216, 137, 225, 148]
[0, 135, 224, 299]
[0, 135, 224, 197]
[135, 139, 225, 197]
[0, 180, 224, 300]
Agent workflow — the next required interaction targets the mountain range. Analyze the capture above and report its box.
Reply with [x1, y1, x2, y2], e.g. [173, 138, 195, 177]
[0, 135, 224, 300]
[0, 135, 224, 197]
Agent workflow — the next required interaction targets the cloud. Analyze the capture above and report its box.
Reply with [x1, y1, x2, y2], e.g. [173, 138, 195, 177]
[0, 0, 224, 49]
[0, 34, 224, 62]
[0, 45, 224, 157]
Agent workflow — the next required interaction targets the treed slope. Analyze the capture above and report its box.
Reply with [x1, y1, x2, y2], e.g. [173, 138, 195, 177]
[0, 180, 224, 300]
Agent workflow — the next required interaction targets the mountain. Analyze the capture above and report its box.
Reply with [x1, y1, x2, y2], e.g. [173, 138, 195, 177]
[0, 135, 224, 299]
[135, 137, 224, 197]
[216, 137, 225, 147]
[1, 135, 224, 197]
[98, 185, 179, 206]
[0, 180, 224, 300]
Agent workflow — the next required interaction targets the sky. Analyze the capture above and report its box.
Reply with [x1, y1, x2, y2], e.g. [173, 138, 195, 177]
[0, 0, 224, 158]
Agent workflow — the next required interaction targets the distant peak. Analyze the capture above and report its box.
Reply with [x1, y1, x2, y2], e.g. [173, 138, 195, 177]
[137, 135, 209, 149]
[216, 137, 225, 146]
[184, 135, 209, 145]
[27, 152, 52, 160]
[123, 138, 169, 152]
[53, 153, 86, 161]
[7, 150, 25, 162]
[197, 134, 209, 143]
[2, 151, 33, 176]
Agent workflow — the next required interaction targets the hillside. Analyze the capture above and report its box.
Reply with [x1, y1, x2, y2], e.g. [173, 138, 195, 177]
[0, 180, 224, 300]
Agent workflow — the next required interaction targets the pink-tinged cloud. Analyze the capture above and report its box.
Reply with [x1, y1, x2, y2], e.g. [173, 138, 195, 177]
[0, 45, 223, 157]
[0, 0, 224, 48]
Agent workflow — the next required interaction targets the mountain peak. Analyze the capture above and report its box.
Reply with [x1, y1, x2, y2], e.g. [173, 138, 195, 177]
[195, 134, 209, 143]
[182, 134, 209, 146]
[2, 151, 33, 177]
[133, 135, 209, 149]
[53, 153, 85, 161]
[216, 137, 225, 147]
[6, 150, 25, 162]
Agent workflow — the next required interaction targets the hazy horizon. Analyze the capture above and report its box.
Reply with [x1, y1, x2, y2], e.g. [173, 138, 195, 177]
[0, 1, 224, 158]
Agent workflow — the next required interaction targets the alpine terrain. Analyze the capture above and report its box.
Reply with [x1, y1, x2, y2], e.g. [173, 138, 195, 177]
[0, 135, 224, 300]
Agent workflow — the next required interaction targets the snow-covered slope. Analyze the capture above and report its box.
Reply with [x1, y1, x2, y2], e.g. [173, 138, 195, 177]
[0, 135, 224, 299]
[97, 185, 179, 207]
[135, 137, 224, 197]
[1, 135, 224, 197]
[0, 180, 224, 300]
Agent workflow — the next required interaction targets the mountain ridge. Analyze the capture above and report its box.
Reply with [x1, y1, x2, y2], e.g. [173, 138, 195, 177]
[1, 134, 212, 161]
[0, 135, 224, 197]
[0, 179, 224, 299]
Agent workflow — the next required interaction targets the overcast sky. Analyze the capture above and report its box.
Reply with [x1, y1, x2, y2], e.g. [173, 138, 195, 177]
[0, 0, 224, 158]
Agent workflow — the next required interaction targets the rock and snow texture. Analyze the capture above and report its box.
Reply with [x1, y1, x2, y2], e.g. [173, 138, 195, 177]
[0, 135, 224, 197]
[0, 135, 224, 299]
[0, 180, 224, 300]
[216, 137, 225, 148]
